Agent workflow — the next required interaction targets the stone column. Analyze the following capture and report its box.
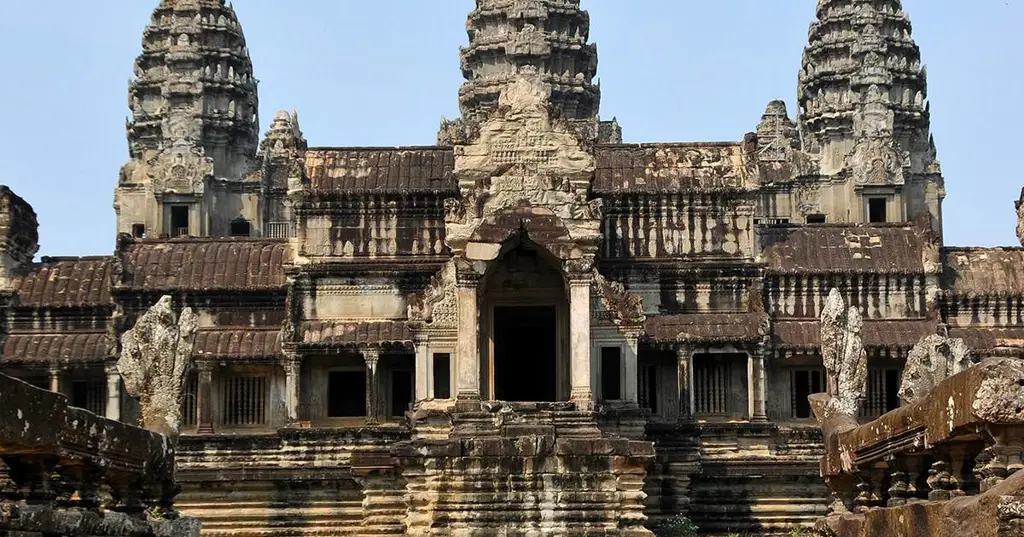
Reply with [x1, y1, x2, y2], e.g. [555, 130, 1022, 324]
[105, 363, 121, 421]
[623, 332, 640, 404]
[196, 362, 215, 435]
[363, 348, 380, 425]
[414, 340, 429, 401]
[749, 351, 768, 422]
[455, 274, 481, 406]
[48, 364, 60, 393]
[283, 354, 302, 424]
[569, 278, 594, 410]
[677, 344, 694, 421]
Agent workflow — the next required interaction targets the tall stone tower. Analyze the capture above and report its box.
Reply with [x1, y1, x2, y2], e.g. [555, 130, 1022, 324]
[797, 0, 943, 228]
[458, 0, 600, 123]
[115, 0, 262, 239]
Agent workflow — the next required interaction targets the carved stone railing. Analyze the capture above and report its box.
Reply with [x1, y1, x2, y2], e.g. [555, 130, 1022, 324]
[0, 373, 199, 537]
[810, 358, 1024, 536]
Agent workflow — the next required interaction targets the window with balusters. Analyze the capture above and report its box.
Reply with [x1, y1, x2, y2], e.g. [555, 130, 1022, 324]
[70, 379, 106, 416]
[861, 366, 901, 420]
[693, 353, 748, 418]
[791, 368, 825, 419]
[222, 374, 268, 427]
[180, 373, 198, 428]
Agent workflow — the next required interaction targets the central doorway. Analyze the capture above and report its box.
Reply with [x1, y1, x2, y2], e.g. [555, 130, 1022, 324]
[493, 305, 557, 402]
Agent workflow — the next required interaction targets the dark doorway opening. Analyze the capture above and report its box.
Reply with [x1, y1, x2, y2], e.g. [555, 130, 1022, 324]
[493, 305, 557, 401]
[327, 370, 366, 417]
[390, 370, 413, 418]
[170, 205, 190, 237]
[433, 353, 451, 399]
[868, 197, 887, 223]
[230, 218, 251, 237]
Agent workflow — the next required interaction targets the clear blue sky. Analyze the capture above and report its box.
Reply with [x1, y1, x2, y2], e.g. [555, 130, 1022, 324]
[0, 1, 1020, 256]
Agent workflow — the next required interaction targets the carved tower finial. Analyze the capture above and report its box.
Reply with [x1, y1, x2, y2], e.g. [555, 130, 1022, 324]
[117, 295, 199, 439]
[1016, 187, 1024, 247]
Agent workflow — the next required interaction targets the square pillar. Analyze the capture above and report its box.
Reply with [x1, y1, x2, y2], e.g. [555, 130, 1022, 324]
[677, 344, 694, 421]
[569, 278, 593, 410]
[105, 363, 121, 422]
[414, 341, 429, 402]
[750, 350, 768, 422]
[456, 275, 481, 405]
[283, 354, 302, 423]
[622, 333, 640, 404]
[363, 348, 381, 425]
[196, 362, 215, 435]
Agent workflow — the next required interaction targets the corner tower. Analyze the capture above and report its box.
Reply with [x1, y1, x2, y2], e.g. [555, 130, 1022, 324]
[115, 0, 262, 239]
[797, 0, 943, 228]
[457, 0, 600, 123]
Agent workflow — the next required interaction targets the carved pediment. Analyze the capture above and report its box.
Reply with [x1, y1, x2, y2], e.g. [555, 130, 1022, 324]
[408, 261, 458, 329]
[849, 137, 906, 186]
[150, 148, 214, 195]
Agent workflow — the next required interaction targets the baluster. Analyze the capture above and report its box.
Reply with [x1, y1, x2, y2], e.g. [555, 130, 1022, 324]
[887, 471, 910, 507]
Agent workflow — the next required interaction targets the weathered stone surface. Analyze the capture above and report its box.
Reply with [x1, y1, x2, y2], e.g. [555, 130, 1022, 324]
[820, 288, 867, 416]
[118, 296, 198, 438]
[898, 334, 973, 404]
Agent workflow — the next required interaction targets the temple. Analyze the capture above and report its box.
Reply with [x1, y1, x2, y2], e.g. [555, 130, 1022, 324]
[1, 0, 1022, 534]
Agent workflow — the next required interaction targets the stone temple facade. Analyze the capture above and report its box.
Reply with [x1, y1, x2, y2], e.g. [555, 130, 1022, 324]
[1, 0, 1022, 534]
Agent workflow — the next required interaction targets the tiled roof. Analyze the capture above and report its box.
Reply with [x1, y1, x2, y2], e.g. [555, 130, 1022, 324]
[304, 147, 457, 195]
[941, 248, 1024, 297]
[592, 143, 754, 194]
[10, 257, 114, 307]
[948, 326, 1024, 351]
[760, 224, 926, 273]
[192, 329, 282, 359]
[122, 239, 289, 291]
[1, 332, 111, 363]
[301, 321, 412, 347]
[645, 313, 767, 343]
[773, 319, 936, 349]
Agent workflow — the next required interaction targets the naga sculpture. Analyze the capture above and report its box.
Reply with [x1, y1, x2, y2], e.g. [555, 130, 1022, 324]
[1016, 187, 1024, 246]
[898, 333, 974, 404]
[819, 288, 868, 417]
[117, 295, 199, 438]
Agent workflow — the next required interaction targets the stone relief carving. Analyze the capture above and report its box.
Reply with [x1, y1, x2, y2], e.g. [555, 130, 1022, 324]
[820, 288, 868, 416]
[117, 295, 199, 439]
[408, 261, 458, 329]
[849, 137, 906, 186]
[898, 334, 974, 404]
[446, 75, 600, 255]
[592, 271, 645, 329]
[794, 182, 823, 215]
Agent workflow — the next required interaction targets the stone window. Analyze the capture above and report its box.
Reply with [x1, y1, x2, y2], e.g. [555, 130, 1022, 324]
[70, 379, 106, 416]
[862, 366, 901, 419]
[170, 205, 190, 237]
[639, 363, 658, 414]
[230, 218, 251, 237]
[266, 221, 294, 239]
[389, 370, 413, 418]
[806, 214, 826, 224]
[693, 353, 749, 417]
[601, 346, 622, 401]
[222, 375, 268, 426]
[791, 368, 825, 419]
[327, 370, 366, 418]
[433, 353, 451, 399]
[868, 197, 887, 223]
[180, 372, 198, 428]
[131, 223, 147, 238]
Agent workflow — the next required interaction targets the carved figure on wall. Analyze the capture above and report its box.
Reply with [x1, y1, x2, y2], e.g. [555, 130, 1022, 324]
[117, 295, 199, 439]
[898, 334, 974, 404]
[592, 270, 645, 329]
[820, 288, 868, 416]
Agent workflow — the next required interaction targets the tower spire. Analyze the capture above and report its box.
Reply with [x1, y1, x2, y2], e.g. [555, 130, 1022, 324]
[457, 0, 600, 123]
[126, 0, 259, 179]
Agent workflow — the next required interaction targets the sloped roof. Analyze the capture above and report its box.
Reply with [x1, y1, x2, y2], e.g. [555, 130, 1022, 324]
[301, 320, 412, 347]
[948, 326, 1024, 351]
[941, 248, 1024, 297]
[304, 147, 457, 195]
[1, 332, 111, 363]
[122, 239, 289, 291]
[592, 143, 754, 194]
[645, 313, 766, 343]
[773, 319, 936, 350]
[192, 329, 282, 359]
[10, 257, 114, 307]
[760, 224, 926, 273]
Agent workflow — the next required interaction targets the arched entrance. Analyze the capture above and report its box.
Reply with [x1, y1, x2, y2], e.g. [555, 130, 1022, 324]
[480, 236, 568, 402]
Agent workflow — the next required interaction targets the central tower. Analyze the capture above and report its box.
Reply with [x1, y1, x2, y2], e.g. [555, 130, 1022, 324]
[457, 0, 600, 123]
